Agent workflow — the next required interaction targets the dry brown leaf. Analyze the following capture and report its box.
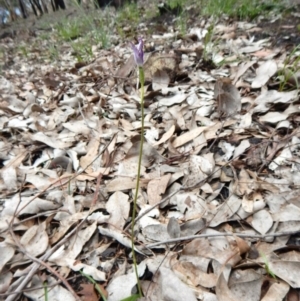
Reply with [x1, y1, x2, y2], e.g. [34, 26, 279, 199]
[78, 284, 99, 301]
[233, 235, 250, 255]
[216, 272, 239, 301]
[80, 137, 100, 173]
[147, 174, 171, 205]
[173, 260, 217, 288]
[173, 126, 207, 148]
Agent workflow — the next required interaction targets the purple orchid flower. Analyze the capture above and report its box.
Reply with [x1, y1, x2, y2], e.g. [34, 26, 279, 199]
[130, 38, 144, 66]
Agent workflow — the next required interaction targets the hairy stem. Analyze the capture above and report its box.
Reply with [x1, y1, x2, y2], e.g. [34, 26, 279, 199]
[131, 66, 145, 297]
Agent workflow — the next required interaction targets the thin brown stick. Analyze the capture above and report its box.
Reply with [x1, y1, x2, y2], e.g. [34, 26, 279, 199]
[0, 276, 78, 297]
[8, 225, 81, 301]
[5, 212, 90, 301]
[0, 209, 69, 234]
[145, 230, 299, 248]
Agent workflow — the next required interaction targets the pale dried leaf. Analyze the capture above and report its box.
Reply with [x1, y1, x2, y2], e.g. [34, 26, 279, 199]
[142, 224, 170, 242]
[24, 275, 76, 301]
[106, 191, 130, 230]
[229, 269, 262, 301]
[98, 226, 144, 254]
[209, 195, 241, 227]
[268, 260, 300, 288]
[167, 217, 181, 238]
[152, 69, 170, 90]
[261, 281, 289, 301]
[173, 126, 207, 148]
[49, 222, 97, 266]
[159, 267, 197, 301]
[147, 174, 171, 205]
[252, 60, 277, 88]
[20, 223, 48, 257]
[106, 177, 148, 192]
[0, 271, 13, 293]
[0, 246, 14, 273]
[106, 273, 137, 301]
[250, 209, 273, 235]
[1, 166, 17, 191]
[30, 132, 73, 149]
[153, 125, 175, 146]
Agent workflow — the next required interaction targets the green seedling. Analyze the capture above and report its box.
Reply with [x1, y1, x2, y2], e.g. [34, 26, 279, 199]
[278, 45, 300, 91]
[203, 23, 215, 62]
[79, 270, 107, 301]
[18, 45, 29, 58]
[56, 20, 82, 41]
[48, 44, 60, 60]
[199, 0, 286, 20]
[175, 12, 188, 35]
[260, 252, 276, 279]
[117, 2, 140, 24]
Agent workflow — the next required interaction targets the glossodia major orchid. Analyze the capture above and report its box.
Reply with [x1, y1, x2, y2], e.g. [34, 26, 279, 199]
[130, 38, 144, 66]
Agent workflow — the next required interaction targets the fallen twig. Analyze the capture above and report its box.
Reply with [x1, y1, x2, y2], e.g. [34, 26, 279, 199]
[145, 230, 300, 248]
[8, 224, 81, 301]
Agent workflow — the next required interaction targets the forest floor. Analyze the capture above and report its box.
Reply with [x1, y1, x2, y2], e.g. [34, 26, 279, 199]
[1, 1, 300, 301]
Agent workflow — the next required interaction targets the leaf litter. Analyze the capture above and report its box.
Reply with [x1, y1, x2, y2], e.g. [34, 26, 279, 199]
[1, 3, 300, 301]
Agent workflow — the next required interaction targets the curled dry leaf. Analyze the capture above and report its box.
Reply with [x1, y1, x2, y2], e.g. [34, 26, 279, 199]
[233, 235, 250, 255]
[214, 78, 241, 117]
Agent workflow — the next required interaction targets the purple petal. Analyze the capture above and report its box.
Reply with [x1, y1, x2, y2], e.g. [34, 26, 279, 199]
[130, 38, 144, 66]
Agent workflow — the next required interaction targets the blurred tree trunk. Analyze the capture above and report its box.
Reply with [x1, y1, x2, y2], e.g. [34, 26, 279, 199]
[50, 0, 56, 11]
[32, 0, 44, 15]
[40, 0, 49, 13]
[29, 0, 38, 15]
[51, 0, 66, 11]
[3, 0, 18, 21]
[18, 0, 28, 18]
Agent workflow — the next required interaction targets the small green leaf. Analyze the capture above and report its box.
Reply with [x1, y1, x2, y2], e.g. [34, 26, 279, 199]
[120, 294, 141, 301]
[260, 252, 276, 279]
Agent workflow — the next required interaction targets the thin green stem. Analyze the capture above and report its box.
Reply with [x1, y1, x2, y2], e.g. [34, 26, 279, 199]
[79, 270, 107, 301]
[131, 66, 145, 298]
[43, 281, 48, 301]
